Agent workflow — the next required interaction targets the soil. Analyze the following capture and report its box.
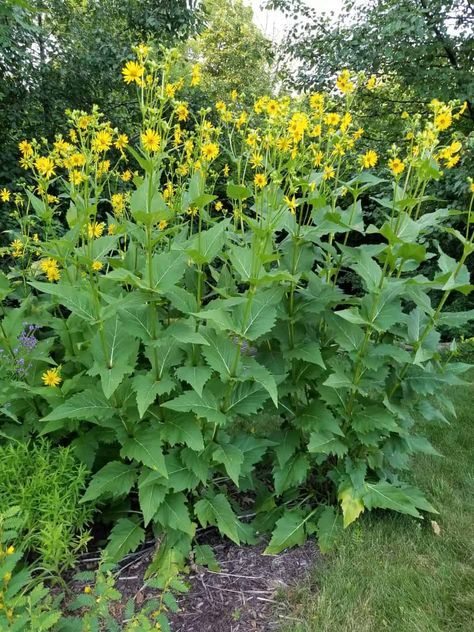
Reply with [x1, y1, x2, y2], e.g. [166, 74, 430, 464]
[72, 531, 320, 631]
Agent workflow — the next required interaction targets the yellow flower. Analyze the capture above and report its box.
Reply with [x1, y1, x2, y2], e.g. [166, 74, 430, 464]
[47, 194, 59, 204]
[19, 139, 33, 157]
[92, 260, 103, 271]
[35, 156, 55, 178]
[361, 149, 378, 169]
[324, 112, 340, 127]
[88, 221, 105, 239]
[445, 154, 460, 168]
[230, 89, 238, 101]
[6, 546, 14, 555]
[215, 201, 223, 212]
[191, 64, 201, 86]
[336, 69, 355, 94]
[313, 150, 324, 167]
[69, 170, 85, 186]
[141, 129, 161, 153]
[78, 115, 92, 129]
[434, 110, 452, 131]
[41, 366, 62, 387]
[284, 195, 297, 214]
[340, 112, 352, 133]
[288, 112, 309, 141]
[111, 193, 125, 215]
[366, 75, 377, 90]
[254, 173, 267, 188]
[40, 258, 61, 282]
[310, 124, 322, 138]
[53, 138, 71, 155]
[353, 127, 364, 140]
[11, 239, 23, 257]
[469, 180, 474, 194]
[108, 223, 117, 235]
[276, 136, 292, 152]
[323, 165, 335, 180]
[115, 134, 129, 150]
[92, 130, 113, 153]
[401, 111, 409, 119]
[97, 160, 110, 176]
[223, 164, 230, 177]
[165, 83, 177, 98]
[70, 152, 87, 167]
[246, 131, 259, 147]
[250, 152, 263, 169]
[266, 99, 279, 117]
[84, 585, 92, 594]
[388, 158, 405, 176]
[201, 142, 219, 161]
[236, 112, 248, 129]
[122, 60, 145, 85]
[158, 220, 168, 230]
[175, 102, 189, 121]
[309, 93, 324, 112]
[187, 206, 198, 216]
[33, 233, 40, 243]
[0, 188, 10, 202]
[3, 572, 12, 584]
[121, 170, 132, 182]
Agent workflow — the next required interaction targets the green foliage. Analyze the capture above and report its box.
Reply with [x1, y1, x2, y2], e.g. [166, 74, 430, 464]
[1, 47, 473, 569]
[0, 440, 94, 573]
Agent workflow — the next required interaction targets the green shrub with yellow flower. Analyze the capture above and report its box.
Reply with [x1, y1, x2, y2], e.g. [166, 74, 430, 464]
[1, 43, 473, 573]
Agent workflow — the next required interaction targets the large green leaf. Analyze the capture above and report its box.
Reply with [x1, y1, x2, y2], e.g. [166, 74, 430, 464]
[105, 517, 145, 563]
[175, 365, 213, 396]
[161, 413, 204, 451]
[155, 492, 195, 536]
[162, 389, 227, 425]
[120, 426, 167, 476]
[194, 493, 240, 544]
[41, 390, 116, 424]
[317, 506, 343, 553]
[82, 461, 137, 503]
[263, 509, 308, 555]
[138, 469, 169, 526]
[212, 443, 244, 486]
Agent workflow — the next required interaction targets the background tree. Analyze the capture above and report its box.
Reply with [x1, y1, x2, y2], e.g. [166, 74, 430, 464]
[189, 0, 274, 104]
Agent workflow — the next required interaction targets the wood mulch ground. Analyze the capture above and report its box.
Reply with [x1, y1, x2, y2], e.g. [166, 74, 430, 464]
[72, 532, 319, 631]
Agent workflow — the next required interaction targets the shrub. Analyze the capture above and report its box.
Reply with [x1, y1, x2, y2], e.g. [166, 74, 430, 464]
[0, 46, 473, 564]
[0, 440, 94, 573]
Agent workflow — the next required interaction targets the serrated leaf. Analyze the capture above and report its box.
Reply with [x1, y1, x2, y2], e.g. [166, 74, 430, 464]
[41, 390, 116, 424]
[213, 443, 244, 485]
[194, 544, 220, 571]
[161, 413, 204, 451]
[105, 517, 145, 562]
[82, 461, 137, 503]
[195, 493, 240, 544]
[120, 427, 167, 476]
[132, 374, 161, 418]
[175, 365, 213, 396]
[138, 469, 169, 526]
[163, 389, 227, 425]
[317, 506, 343, 553]
[339, 487, 365, 527]
[264, 509, 308, 555]
[155, 492, 195, 535]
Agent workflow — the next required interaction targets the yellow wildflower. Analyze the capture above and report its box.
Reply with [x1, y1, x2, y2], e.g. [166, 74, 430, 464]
[40, 258, 61, 282]
[35, 156, 55, 178]
[324, 112, 340, 127]
[250, 152, 263, 169]
[254, 173, 267, 188]
[361, 150, 378, 169]
[284, 195, 297, 214]
[158, 220, 168, 230]
[11, 239, 23, 257]
[115, 134, 129, 150]
[191, 64, 201, 87]
[108, 223, 117, 235]
[19, 140, 33, 157]
[176, 102, 189, 122]
[122, 60, 145, 85]
[201, 142, 219, 161]
[388, 158, 405, 176]
[91, 260, 103, 271]
[69, 170, 85, 186]
[92, 130, 113, 153]
[141, 129, 161, 153]
[121, 170, 132, 182]
[434, 109, 452, 131]
[88, 221, 105, 239]
[42, 367, 61, 387]
[366, 75, 377, 90]
[336, 69, 355, 95]
[0, 188, 10, 202]
[323, 165, 335, 180]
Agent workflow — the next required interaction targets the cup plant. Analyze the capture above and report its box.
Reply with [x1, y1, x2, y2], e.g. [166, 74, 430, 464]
[0, 44, 473, 573]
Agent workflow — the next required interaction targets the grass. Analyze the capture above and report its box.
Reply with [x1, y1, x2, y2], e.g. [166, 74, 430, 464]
[283, 375, 474, 632]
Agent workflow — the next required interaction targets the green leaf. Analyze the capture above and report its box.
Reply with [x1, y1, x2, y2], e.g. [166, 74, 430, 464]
[105, 517, 145, 563]
[186, 219, 230, 264]
[363, 482, 438, 518]
[273, 453, 309, 495]
[175, 365, 213, 396]
[317, 506, 343, 553]
[161, 413, 204, 451]
[226, 182, 252, 200]
[308, 432, 348, 456]
[194, 544, 220, 571]
[233, 288, 283, 340]
[120, 426, 168, 477]
[167, 321, 210, 345]
[194, 493, 240, 544]
[241, 357, 278, 407]
[41, 390, 116, 424]
[202, 330, 239, 379]
[263, 509, 308, 555]
[212, 443, 244, 486]
[286, 342, 325, 369]
[139, 251, 187, 292]
[138, 469, 169, 526]
[155, 492, 195, 536]
[82, 461, 137, 503]
[29, 281, 95, 322]
[162, 389, 227, 425]
[132, 374, 161, 418]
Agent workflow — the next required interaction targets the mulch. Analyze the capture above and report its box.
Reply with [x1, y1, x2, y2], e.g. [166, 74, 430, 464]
[72, 532, 320, 631]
